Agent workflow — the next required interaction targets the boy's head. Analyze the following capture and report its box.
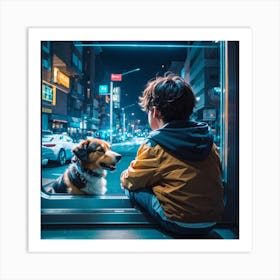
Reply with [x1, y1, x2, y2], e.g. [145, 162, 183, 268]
[139, 73, 196, 123]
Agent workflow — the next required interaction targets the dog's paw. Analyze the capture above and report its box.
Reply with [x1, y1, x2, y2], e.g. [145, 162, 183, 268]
[45, 186, 56, 194]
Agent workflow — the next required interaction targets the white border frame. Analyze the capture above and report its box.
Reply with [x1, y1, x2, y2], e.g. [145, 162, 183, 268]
[28, 27, 252, 253]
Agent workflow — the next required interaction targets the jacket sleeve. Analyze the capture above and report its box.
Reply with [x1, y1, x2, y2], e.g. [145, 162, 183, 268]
[120, 143, 162, 190]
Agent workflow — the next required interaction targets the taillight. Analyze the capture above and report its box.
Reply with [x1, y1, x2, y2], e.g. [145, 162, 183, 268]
[43, 144, 56, 147]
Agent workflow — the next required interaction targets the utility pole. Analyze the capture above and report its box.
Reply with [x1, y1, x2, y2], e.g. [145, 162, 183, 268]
[109, 68, 140, 144]
[109, 81, 114, 143]
[121, 107, 125, 140]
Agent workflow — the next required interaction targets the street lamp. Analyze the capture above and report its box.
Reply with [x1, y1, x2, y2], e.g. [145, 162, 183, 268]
[121, 68, 140, 76]
[109, 67, 140, 143]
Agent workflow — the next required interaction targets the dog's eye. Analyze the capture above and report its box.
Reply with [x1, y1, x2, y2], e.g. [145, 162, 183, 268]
[96, 146, 105, 153]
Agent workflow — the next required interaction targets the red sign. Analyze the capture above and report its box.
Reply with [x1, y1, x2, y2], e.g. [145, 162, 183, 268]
[111, 73, 122, 81]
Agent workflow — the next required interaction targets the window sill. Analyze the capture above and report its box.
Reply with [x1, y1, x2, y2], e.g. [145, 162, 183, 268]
[41, 191, 153, 225]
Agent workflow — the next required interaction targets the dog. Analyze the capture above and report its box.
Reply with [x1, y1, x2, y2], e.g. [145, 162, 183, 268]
[48, 138, 121, 195]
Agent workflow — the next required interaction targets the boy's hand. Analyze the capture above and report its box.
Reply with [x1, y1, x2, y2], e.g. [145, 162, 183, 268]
[120, 170, 128, 189]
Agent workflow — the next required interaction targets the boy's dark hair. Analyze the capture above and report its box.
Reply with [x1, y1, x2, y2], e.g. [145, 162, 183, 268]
[139, 72, 196, 122]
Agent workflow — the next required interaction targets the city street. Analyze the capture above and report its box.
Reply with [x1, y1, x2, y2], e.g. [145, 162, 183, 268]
[42, 140, 141, 195]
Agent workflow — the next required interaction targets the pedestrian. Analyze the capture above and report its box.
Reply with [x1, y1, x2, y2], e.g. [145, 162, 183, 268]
[120, 72, 224, 237]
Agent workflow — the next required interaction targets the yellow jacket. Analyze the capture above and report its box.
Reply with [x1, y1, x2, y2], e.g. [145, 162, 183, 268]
[121, 121, 224, 223]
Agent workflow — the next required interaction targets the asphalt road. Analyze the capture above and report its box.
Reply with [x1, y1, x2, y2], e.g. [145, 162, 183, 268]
[42, 141, 140, 195]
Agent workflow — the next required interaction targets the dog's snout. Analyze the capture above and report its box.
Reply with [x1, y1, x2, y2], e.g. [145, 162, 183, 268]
[116, 154, 122, 162]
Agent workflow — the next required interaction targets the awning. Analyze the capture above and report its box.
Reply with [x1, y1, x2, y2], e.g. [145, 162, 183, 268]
[69, 116, 81, 123]
[69, 122, 80, 128]
[51, 114, 68, 123]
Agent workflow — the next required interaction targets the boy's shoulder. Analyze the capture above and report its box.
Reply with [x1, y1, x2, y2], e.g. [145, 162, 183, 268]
[143, 138, 157, 148]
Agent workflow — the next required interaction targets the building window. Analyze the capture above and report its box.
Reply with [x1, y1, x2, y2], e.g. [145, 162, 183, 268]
[72, 53, 82, 72]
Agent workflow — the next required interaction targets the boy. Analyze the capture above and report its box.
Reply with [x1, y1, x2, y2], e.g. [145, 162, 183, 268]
[120, 73, 224, 237]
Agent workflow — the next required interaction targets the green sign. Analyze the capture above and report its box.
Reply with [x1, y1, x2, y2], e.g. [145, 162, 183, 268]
[99, 85, 109, 95]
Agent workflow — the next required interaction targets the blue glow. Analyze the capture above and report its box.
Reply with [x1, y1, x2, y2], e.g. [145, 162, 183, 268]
[99, 85, 109, 94]
[74, 43, 218, 49]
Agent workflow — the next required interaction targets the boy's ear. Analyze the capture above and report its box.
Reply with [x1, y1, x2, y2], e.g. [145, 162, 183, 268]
[153, 107, 162, 119]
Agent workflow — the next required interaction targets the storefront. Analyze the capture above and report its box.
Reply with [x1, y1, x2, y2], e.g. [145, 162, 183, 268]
[50, 114, 68, 133]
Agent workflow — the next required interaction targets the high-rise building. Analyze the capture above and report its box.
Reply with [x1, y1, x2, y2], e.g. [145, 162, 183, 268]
[41, 41, 101, 137]
[182, 41, 220, 143]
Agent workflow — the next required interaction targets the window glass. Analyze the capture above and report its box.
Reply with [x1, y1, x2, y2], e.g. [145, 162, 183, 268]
[42, 136, 54, 142]
[41, 41, 224, 195]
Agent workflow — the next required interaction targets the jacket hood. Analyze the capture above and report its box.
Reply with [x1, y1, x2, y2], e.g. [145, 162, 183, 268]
[147, 120, 213, 161]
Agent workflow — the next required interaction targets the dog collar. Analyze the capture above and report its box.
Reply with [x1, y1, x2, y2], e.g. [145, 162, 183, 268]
[68, 164, 87, 189]
[72, 157, 105, 179]
[84, 169, 105, 178]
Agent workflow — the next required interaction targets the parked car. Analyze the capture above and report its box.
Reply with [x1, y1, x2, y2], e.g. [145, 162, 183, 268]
[42, 134, 76, 165]
[41, 146, 54, 166]
[42, 129, 53, 136]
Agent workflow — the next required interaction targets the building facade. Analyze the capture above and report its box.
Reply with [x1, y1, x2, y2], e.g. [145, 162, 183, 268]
[181, 41, 220, 145]
[41, 41, 101, 139]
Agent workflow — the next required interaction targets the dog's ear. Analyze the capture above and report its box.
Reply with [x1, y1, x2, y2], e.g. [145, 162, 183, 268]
[73, 140, 90, 162]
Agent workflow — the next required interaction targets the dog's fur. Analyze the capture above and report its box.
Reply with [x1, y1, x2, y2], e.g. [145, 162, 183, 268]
[48, 138, 121, 195]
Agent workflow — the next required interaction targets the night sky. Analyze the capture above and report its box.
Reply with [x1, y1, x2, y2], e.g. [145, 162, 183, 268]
[93, 41, 189, 124]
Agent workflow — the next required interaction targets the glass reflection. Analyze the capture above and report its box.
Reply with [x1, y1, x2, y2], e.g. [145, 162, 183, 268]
[41, 41, 223, 195]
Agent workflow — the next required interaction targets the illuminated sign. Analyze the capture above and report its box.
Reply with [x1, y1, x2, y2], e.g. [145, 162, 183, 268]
[111, 73, 122, 81]
[42, 107, 52, 114]
[113, 87, 121, 109]
[99, 85, 109, 95]
[53, 67, 70, 88]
